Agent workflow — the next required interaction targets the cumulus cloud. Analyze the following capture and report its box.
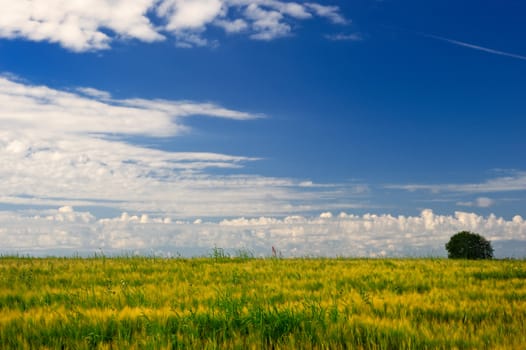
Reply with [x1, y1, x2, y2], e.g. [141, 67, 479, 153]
[0, 0, 164, 52]
[244, 3, 290, 40]
[304, 3, 348, 24]
[1, 208, 524, 258]
[0, 0, 348, 50]
[158, 0, 224, 31]
[214, 19, 249, 33]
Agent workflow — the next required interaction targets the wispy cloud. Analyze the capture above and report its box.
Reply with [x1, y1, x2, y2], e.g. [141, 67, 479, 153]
[423, 33, 526, 61]
[0, 0, 348, 50]
[0, 76, 260, 137]
[457, 197, 495, 208]
[0, 75, 362, 217]
[325, 33, 362, 41]
[386, 171, 526, 194]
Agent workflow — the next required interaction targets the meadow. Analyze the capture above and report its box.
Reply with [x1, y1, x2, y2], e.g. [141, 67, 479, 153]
[0, 254, 525, 349]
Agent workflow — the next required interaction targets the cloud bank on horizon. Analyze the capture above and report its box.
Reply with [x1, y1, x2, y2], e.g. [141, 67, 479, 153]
[0, 0, 347, 50]
[1, 206, 524, 258]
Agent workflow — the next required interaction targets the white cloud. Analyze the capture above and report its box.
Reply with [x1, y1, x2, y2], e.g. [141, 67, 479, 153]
[0, 0, 348, 50]
[121, 98, 260, 121]
[0, 0, 164, 52]
[0, 76, 259, 138]
[457, 197, 495, 208]
[157, 0, 224, 31]
[273, 2, 312, 19]
[0, 208, 524, 258]
[156, 0, 224, 47]
[305, 3, 348, 25]
[214, 19, 248, 33]
[244, 4, 290, 40]
[76, 87, 112, 100]
[0, 75, 359, 217]
[387, 172, 526, 194]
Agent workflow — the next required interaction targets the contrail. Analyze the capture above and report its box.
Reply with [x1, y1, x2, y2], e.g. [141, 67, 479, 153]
[422, 33, 526, 61]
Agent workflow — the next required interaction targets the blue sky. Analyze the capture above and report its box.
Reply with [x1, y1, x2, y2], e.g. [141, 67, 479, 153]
[0, 0, 524, 257]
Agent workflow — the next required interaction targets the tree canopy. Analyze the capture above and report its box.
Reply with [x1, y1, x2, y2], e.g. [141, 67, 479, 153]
[445, 231, 494, 259]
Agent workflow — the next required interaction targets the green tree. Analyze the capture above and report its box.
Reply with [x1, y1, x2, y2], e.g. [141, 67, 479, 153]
[445, 231, 494, 259]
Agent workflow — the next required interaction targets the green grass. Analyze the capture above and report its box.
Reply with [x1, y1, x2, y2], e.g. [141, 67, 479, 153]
[0, 256, 524, 349]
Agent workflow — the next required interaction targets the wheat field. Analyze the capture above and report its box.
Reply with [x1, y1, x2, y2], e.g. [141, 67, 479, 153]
[0, 255, 524, 349]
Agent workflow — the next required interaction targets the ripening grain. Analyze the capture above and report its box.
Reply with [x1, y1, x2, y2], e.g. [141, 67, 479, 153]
[0, 256, 524, 349]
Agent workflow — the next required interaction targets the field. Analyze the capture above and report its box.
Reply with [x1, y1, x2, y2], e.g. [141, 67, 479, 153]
[0, 255, 525, 349]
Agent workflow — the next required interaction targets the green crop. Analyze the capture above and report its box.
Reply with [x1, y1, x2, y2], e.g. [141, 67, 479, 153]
[0, 256, 524, 349]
